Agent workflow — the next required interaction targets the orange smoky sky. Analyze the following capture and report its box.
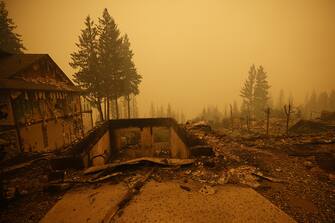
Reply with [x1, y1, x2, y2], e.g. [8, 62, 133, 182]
[4, 0, 335, 118]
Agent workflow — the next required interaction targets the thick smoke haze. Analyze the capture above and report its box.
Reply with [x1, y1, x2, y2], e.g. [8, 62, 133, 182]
[4, 0, 335, 118]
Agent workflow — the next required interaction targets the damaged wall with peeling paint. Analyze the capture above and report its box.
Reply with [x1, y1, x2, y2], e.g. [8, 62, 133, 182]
[0, 93, 19, 160]
[0, 53, 94, 161]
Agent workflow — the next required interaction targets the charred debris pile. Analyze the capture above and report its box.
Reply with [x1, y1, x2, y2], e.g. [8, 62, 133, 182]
[1, 117, 335, 222]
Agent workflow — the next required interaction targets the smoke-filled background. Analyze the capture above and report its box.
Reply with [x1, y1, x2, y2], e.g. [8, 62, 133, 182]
[4, 0, 335, 118]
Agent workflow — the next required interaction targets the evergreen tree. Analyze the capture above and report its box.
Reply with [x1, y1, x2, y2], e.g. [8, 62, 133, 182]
[166, 103, 172, 117]
[329, 90, 335, 111]
[150, 102, 156, 118]
[70, 16, 104, 121]
[158, 105, 165, 117]
[132, 95, 139, 118]
[232, 101, 239, 117]
[303, 92, 310, 118]
[268, 92, 274, 109]
[318, 91, 328, 111]
[288, 92, 294, 106]
[308, 90, 318, 113]
[119, 34, 142, 118]
[240, 65, 256, 118]
[277, 89, 285, 110]
[71, 9, 141, 120]
[254, 66, 270, 118]
[97, 8, 123, 119]
[176, 110, 181, 123]
[0, 1, 25, 53]
[121, 96, 128, 118]
[180, 111, 186, 123]
[240, 101, 248, 116]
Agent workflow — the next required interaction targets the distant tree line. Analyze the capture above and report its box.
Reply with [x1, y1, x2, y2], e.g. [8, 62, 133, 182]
[70, 9, 141, 121]
[193, 106, 223, 127]
[149, 102, 186, 123]
[0, 1, 25, 53]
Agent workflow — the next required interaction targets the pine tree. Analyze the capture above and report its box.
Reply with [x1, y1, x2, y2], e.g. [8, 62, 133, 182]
[277, 89, 285, 110]
[303, 92, 310, 118]
[308, 90, 318, 113]
[150, 102, 156, 118]
[0, 1, 25, 53]
[240, 64, 256, 117]
[288, 92, 294, 106]
[97, 8, 123, 119]
[166, 103, 172, 117]
[240, 101, 248, 116]
[329, 90, 335, 111]
[132, 95, 139, 118]
[254, 66, 270, 118]
[158, 105, 165, 117]
[268, 92, 274, 109]
[70, 16, 104, 121]
[318, 91, 328, 111]
[233, 101, 239, 117]
[119, 34, 142, 118]
[180, 111, 186, 123]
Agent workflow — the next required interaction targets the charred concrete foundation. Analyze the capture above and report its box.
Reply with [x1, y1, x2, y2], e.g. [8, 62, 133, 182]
[63, 118, 192, 169]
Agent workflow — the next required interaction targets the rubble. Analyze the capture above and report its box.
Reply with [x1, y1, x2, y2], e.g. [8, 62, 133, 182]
[198, 185, 216, 195]
[84, 157, 195, 175]
[226, 166, 261, 188]
[320, 111, 335, 122]
[289, 119, 335, 134]
[1, 118, 335, 223]
[303, 161, 313, 168]
[189, 145, 214, 157]
[44, 183, 72, 193]
[179, 184, 191, 192]
[188, 121, 212, 132]
[184, 122, 335, 222]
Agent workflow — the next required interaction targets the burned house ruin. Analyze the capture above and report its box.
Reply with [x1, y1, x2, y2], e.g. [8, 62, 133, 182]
[63, 118, 191, 168]
[0, 51, 93, 161]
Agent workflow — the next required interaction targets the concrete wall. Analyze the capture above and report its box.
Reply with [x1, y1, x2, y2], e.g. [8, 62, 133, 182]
[81, 129, 111, 167]
[89, 131, 110, 166]
[170, 127, 189, 158]
[111, 125, 189, 160]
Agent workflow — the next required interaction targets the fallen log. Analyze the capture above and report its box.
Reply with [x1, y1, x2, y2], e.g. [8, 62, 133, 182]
[84, 157, 195, 175]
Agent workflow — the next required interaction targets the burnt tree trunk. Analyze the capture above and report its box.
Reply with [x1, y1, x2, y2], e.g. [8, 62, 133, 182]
[97, 98, 104, 122]
[284, 104, 292, 136]
[106, 97, 110, 120]
[104, 98, 107, 120]
[126, 94, 131, 119]
[265, 107, 270, 136]
[230, 104, 233, 132]
[114, 96, 119, 119]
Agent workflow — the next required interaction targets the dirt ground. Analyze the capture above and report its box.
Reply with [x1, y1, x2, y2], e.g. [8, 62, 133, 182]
[187, 126, 335, 223]
[0, 125, 334, 223]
